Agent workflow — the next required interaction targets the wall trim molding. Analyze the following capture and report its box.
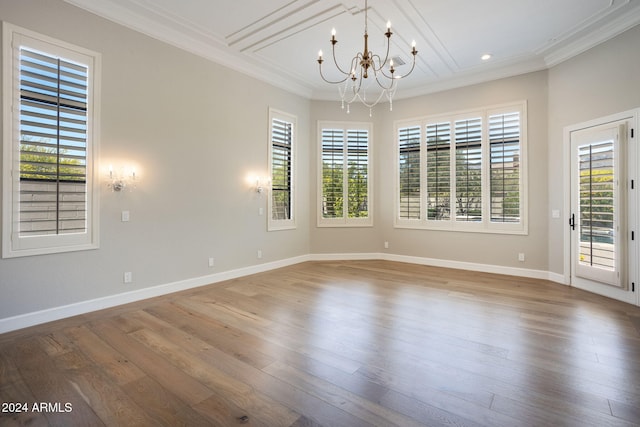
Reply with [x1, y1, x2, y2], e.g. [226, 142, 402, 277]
[0, 255, 310, 334]
[310, 252, 564, 283]
[0, 253, 564, 334]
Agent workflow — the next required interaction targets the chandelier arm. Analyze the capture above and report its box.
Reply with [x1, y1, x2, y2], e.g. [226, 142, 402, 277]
[374, 72, 397, 90]
[339, 69, 365, 102]
[378, 51, 418, 80]
[339, 68, 362, 98]
[369, 52, 386, 74]
[352, 69, 365, 95]
[378, 68, 394, 80]
[374, 34, 392, 73]
[396, 54, 418, 79]
[330, 44, 354, 76]
[363, 59, 396, 90]
[319, 63, 352, 84]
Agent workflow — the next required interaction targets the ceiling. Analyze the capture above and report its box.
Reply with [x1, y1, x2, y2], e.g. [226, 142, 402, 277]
[64, 0, 640, 101]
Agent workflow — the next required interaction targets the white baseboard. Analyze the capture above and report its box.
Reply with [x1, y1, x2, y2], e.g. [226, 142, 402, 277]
[310, 252, 380, 261]
[1, 253, 562, 334]
[310, 252, 561, 282]
[0, 255, 310, 334]
[547, 271, 568, 285]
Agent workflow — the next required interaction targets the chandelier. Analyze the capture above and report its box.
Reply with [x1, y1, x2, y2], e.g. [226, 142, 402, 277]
[317, 0, 417, 114]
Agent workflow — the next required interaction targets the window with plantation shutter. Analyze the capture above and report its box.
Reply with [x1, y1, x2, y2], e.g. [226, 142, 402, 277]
[426, 122, 451, 221]
[3, 23, 101, 258]
[455, 117, 483, 222]
[268, 109, 296, 231]
[321, 128, 344, 219]
[490, 111, 521, 223]
[19, 48, 89, 234]
[347, 129, 369, 218]
[398, 125, 421, 220]
[319, 122, 372, 226]
[395, 102, 527, 234]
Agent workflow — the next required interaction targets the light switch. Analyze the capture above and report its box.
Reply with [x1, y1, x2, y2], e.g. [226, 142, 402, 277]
[551, 209, 560, 219]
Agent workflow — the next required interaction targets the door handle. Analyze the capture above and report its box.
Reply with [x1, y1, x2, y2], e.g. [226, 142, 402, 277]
[569, 213, 575, 230]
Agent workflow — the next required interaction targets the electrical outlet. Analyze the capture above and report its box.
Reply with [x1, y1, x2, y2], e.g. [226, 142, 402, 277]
[121, 210, 130, 222]
[123, 272, 133, 283]
[257, 249, 262, 259]
[518, 253, 525, 262]
[384, 241, 389, 249]
[208, 257, 215, 268]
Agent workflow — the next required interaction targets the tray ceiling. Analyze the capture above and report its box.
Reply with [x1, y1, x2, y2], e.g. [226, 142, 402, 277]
[64, 0, 640, 100]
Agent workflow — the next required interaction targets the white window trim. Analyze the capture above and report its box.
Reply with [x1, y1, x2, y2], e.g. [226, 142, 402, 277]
[317, 120, 373, 227]
[2, 22, 101, 258]
[268, 108, 296, 231]
[394, 101, 528, 235]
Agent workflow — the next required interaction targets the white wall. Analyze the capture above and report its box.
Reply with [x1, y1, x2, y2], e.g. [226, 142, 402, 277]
[0, 0, 311, 321]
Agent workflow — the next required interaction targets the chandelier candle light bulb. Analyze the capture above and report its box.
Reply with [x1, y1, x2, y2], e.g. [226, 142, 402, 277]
[317, 0, 417, 113]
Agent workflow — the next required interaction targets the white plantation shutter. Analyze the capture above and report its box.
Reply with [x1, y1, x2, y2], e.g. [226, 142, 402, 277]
[271, 118, 292, 220]
[321, 128, 344, 219]
[268, 109, 296, 231]
[489, 111, 521, 223]
[3, 24, 100, 258]
[319, 122, 372, 226]
[455, 117, 483, 222]
[395, 102, 526, 233]
[426, 122, 451, 221]
[19, 47, 89, 236]
[398, 126, 421, 220]
[578, 140, 615, 269]
[347, 129, 369, 218]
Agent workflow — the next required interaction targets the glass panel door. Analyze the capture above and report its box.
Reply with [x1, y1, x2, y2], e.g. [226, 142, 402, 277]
[570, 124, 622, 288]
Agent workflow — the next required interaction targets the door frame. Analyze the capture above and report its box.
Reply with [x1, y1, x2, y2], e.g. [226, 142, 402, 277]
[563, 109, 639, 306]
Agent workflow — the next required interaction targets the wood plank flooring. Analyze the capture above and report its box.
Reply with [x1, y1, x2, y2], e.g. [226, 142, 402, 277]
[1, 260, 640, 426]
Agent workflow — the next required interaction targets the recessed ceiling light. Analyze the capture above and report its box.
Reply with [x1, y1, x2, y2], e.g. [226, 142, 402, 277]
[481, 53, 492, 61]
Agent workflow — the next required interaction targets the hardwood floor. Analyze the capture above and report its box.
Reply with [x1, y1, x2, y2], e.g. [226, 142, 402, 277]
[1, 260, 640, 426]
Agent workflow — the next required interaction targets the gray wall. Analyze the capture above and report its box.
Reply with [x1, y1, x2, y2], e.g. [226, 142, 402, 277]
[310, 71, 550, 272]
[547, 24, 640, 276]
[0, 0, 311, 319]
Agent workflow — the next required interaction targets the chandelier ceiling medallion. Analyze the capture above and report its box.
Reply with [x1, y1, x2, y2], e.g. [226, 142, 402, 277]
[317, 0, 418, 114]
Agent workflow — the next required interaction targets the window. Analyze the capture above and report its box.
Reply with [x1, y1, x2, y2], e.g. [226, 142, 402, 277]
[395, 102, 527, 234]
[268, 109, 296, 230]
[398, 125, 421, 220]
[2, 23, 101, 257]
[318, 121, 372, 226]
[489, 111, 521, 223]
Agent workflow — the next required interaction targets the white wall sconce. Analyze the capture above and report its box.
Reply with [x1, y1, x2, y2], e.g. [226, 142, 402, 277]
[107, 165, 136, 192]
[255, 176, 270, 194]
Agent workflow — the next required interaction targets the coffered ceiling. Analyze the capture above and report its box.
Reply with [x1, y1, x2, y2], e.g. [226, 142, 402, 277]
[64, 0, 640, 101]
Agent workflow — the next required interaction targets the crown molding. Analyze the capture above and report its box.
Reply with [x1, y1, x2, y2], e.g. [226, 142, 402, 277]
[63, 0, 314, 98]
[543, 3, 640, 67]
